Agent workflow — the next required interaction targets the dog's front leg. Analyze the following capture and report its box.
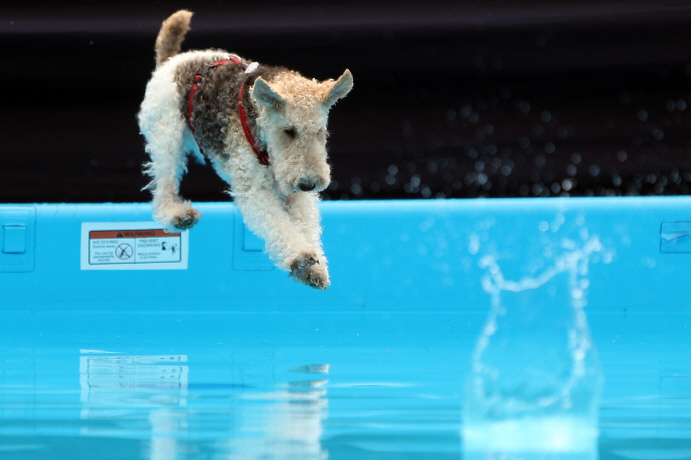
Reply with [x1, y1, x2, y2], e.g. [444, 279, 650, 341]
[284, 192, 330, 288]
[142, 128, 202, 231]
[233, 189, 329, 290]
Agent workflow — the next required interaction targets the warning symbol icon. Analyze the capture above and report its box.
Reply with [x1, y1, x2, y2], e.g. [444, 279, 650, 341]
[115, 243, 133, 260]
[116, 232, 123, 237]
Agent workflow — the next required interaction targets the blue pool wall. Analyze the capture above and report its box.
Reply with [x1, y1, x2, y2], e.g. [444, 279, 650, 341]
[2, 197, 691, 421]
[2, 197, 691, 312]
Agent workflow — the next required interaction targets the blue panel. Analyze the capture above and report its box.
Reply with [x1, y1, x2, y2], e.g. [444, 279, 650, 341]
[0, 206, 35, 272]
[232, 205, 275, 271]
[660, 221, 691, 253]
[2, 225, 27, 254]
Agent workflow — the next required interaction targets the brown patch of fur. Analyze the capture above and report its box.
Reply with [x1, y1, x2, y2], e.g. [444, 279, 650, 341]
[155, 10, 193, 67]
[174, 57, 289, 161]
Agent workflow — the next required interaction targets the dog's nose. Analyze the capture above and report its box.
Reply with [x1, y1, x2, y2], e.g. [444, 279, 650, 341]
[299, 180, 316, 192]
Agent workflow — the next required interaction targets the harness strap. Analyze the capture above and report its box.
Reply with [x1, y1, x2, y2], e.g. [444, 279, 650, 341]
[239, 79, 270, 166]
[188, 57, 269, 166]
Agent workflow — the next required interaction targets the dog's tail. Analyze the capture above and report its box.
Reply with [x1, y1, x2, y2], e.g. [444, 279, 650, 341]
[154, 10, 193, 67]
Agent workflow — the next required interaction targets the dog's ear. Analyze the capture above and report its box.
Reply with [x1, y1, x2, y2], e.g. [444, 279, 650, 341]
[253, 78, 284, 108]
[322, 69, 353, 109]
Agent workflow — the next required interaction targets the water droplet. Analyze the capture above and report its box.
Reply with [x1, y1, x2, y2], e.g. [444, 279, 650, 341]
[637, 109, 648, 121]
[616, 150, 627, 162]
[468, 234, 480, 255]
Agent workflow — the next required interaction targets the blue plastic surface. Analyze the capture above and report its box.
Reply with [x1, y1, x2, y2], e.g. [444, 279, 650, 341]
[1, 198, 690, 459]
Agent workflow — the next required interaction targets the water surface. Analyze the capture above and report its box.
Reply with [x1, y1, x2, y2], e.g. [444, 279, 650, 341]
[0, 310, 689, 459]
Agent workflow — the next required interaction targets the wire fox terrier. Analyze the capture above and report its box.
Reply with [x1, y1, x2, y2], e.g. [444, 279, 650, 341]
[138, 10, 353, 290]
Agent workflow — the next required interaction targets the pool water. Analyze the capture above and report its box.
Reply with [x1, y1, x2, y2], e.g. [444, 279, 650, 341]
[2, 199, 691, 459]
[2, 311, 468, 459]
[2, 309, 691, 459]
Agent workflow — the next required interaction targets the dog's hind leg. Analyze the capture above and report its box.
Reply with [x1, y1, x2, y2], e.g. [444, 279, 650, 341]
[139, 82, 201, 230]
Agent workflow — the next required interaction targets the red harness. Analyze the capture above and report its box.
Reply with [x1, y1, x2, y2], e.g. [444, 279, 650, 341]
[187, 57, 270, 166]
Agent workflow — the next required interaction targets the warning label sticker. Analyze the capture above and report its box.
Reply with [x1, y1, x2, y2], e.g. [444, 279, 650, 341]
[81, 223, 188, 270]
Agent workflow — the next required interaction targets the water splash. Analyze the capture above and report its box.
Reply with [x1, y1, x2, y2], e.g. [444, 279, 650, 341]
[464, 231, 605, 460]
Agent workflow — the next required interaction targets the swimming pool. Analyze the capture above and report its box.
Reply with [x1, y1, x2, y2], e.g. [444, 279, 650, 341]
[2, 198, 690, 459]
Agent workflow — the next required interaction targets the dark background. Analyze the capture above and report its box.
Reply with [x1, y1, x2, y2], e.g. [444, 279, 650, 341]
[2, 0, 691, 203]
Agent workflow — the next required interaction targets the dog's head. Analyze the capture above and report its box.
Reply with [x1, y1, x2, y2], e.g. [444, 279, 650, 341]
[252, 70, 353, 196]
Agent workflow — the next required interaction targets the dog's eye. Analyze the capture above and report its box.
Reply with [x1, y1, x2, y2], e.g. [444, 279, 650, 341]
[283, 128, 296, 139]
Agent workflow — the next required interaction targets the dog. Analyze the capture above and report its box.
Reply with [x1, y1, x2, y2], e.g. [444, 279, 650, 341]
[138, 10, 353, 290]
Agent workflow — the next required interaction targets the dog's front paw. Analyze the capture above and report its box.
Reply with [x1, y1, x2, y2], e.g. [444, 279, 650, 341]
[290, 257, 330, 290]
[289, 252, 319, 271]
[155, 202, 202, 231]
[172, 206, 201, 230]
